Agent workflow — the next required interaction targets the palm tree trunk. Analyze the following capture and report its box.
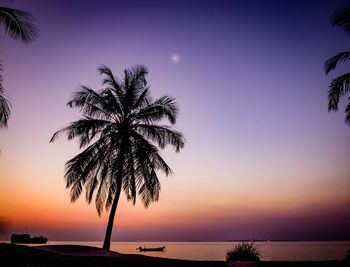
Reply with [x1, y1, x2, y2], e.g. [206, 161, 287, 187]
[102, 183, 122, 250]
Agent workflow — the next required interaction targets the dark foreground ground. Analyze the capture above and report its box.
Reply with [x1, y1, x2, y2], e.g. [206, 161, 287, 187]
[0, 243, 348, 267]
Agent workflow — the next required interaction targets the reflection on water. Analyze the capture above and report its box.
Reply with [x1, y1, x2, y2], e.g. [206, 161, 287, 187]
[39, 241, 350, 261]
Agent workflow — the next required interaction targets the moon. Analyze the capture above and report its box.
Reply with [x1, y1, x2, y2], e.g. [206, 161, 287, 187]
[170, 53, 180, 64]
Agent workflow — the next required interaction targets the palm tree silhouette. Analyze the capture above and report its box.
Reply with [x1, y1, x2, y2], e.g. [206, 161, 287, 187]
[0, 6, 38, 128]
[50, 65, 185, 250]
[324, 5, 350, 124]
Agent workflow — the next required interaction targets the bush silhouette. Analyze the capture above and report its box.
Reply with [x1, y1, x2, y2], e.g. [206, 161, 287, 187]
[226, 242, 261, 261]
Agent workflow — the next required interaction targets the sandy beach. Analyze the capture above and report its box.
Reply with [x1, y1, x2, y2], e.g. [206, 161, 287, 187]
[0, 243, 348, 267]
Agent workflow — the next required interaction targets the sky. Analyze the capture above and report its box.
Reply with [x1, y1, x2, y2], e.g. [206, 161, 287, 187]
[0, 0, 350, 241]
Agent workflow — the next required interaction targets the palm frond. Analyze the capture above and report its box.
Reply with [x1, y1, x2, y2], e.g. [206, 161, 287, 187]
[67, 86, 116, 119]
[131, 136, 168, 206]
[99, 65, 122, 91]
[332, 4, 350, 36]
[69, 178, 84, 202]
[130, 65, 148, 87]
[0, 59, 3, 93]
[123, 147, 137, 204]
[152, 153, 173, 176]
[0, 59, 11, 128]
[100, 88, 123, 119]
[105, 183, 116, 211]
[324, 51, 350, 74]
[68, 142, 110, 203]
[93, 159, 111, 214]
[98, 65, 125, 108]
[0, 7, 38, 44]
[105, 143, 126, 210]
[124, 66, 148, 112]
[50, 117, 111, 148]
[133, 87, 151, 109]
[64, 138, 107, 187]
[345, 101, 350, 124]
[127, 65, 148, 99]
[0, 90, 11, 129]
[135, 124, 185, 152]
[133, 131, 174, 175]
[85, 175, 98, 204]
[138, 169, 160, 207]
[95, 176, 108, 216]
[328, 73, 350, 111]
[136, 95, 178, 124]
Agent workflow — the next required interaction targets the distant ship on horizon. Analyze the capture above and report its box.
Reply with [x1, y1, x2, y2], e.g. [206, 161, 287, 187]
[10, 234, 48, 244]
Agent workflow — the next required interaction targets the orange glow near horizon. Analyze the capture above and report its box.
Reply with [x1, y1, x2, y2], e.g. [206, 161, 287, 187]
[1, 157, 350, 240]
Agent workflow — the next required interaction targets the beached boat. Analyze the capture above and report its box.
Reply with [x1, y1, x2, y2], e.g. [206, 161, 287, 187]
[10, 234, 48, 244]
[137, 246, 166, 252]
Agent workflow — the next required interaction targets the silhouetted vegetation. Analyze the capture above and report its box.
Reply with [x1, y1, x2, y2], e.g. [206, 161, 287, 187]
[0, 60, 10, 128]
[226, 242, 261, 261]
[50, 65, 185, 250]
[0, 6, 38, 128]
[324, 5, 350, 124]
[343, 249, 350, 261]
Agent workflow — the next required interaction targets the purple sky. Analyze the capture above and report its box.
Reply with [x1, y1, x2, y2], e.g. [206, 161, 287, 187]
[0, 0, 350, 241]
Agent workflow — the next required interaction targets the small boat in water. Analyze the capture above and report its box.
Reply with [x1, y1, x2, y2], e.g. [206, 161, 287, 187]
[137, 246, 166, 252]
[10, 234, 48, 244]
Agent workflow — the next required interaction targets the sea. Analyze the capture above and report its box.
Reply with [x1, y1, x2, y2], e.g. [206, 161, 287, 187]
[35, 241, 350, 261]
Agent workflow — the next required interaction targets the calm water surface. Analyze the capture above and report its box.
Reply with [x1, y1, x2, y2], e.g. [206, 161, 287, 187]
[42, 241, 350, 261]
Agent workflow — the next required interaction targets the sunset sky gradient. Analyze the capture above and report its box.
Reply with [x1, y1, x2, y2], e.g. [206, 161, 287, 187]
[0, 0, 350, 241]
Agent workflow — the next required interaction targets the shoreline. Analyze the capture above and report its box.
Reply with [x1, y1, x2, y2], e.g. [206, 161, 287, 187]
[0, 243, 348, 267]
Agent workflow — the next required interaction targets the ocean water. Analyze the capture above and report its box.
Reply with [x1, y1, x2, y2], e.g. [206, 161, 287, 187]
[39, 241, 350, 261]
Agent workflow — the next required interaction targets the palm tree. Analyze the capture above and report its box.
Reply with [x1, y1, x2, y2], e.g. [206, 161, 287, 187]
[0, 6, 38, 128]
[324, 4, 350, 124]
[50, 65, 185, 250]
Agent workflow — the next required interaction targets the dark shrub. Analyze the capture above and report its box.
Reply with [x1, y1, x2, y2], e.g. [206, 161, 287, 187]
[344, 249, 350, 261]
[226, 242, 261, 261]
